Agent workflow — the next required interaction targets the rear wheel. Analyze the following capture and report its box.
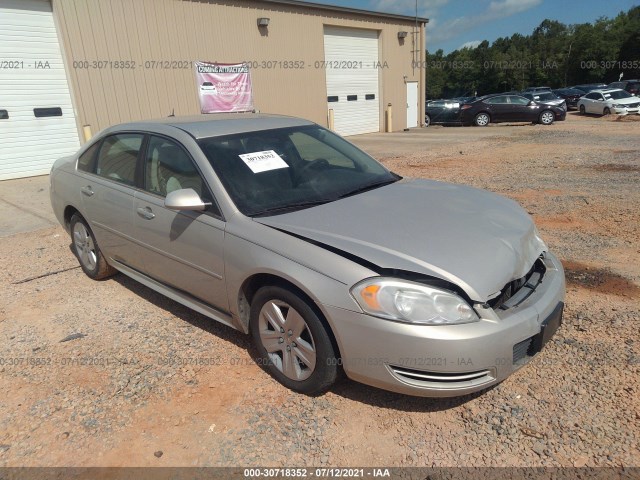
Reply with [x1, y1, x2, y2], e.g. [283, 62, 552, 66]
[474, 112, 490, 126]
[70, 214, 116, 280]
[539, 110, 555, 125]
[424, 114, 431, 127]
[250, 286, 337, 395]
[603, 107, 611, 115]
[579, 105, 586, 115]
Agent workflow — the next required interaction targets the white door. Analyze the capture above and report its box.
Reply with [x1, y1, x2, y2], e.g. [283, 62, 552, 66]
[406, 82, 418, 128]
[324, 26, 380, 136]
[0, 0, 80, 180]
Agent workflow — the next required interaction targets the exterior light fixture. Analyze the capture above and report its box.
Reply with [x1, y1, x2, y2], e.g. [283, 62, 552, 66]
[398, 31, 408, 39]
[257, 17, 270, 27]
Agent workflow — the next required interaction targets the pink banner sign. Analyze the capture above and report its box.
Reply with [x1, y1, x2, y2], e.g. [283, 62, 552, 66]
[195, 61, 254, 113]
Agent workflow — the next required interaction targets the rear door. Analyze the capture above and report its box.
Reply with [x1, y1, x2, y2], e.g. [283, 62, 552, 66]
[79, 133, 146, 271]
[133, 134, 228, 311]
[484, 96, 511, 122]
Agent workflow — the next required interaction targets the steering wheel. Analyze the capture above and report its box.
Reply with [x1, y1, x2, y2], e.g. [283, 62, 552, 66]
[295, 158, 329, 184]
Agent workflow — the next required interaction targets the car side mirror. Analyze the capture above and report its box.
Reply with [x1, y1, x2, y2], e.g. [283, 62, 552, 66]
[164, 188, 211, 211]
[527, 100, 534, 106]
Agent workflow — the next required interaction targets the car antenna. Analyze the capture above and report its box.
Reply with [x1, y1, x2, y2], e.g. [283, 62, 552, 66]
[168, 108, 175, 117]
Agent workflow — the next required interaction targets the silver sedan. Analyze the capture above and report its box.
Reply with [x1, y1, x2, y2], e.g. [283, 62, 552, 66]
[50, 114, 565, 397]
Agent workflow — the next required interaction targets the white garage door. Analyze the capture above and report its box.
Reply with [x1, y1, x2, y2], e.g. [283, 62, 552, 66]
[0, 0, 80, 180]
[324, 26, 380, 136]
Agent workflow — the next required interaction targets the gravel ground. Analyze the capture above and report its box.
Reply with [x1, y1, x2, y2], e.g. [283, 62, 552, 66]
[0, 113, 638, 468]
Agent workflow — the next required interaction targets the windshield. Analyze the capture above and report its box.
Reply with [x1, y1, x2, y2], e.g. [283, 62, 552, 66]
[604, 90, 633, 100]
[199, 125, 398, 217]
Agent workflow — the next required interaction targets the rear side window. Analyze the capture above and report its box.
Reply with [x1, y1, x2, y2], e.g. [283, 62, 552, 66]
[95, 134, 144, 186]
[77, 141, 100, 172]
[486, 96, 508, 104]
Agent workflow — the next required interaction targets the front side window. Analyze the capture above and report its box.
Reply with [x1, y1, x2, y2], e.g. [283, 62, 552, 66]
[145, 136, 205, 198]
[95, 134, 143, 186]
[509, 96, 530, 105]
[199, 126, 398, 217]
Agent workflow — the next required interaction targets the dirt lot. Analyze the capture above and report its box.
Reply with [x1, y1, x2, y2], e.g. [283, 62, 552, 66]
[0, 112, 638, 468]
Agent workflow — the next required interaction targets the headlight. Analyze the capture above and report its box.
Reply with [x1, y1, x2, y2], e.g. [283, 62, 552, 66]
[351, 278, 479, 325]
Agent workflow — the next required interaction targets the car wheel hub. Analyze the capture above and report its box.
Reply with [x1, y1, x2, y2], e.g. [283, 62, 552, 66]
[258, 300, 316, 381]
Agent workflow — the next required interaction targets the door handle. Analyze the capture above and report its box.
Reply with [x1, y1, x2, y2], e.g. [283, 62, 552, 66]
[81, 186, 94, 197]
[137, 206, 155, 220]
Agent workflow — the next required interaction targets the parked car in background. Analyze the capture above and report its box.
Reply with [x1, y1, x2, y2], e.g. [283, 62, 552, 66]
[200, 81, 217, 94]
[606, 79, 640, 96]
[522, 86, 552, 93]
[49, 114, 565, 398]
[454, 96, 478, 104]
[571, 83, 608, 94]
[425, 99, 463, 126]
[522, 91, 567, 110]
[553, 88, 585, 110]
[577, 89, 640, 115]
[460, 94, 566, 126]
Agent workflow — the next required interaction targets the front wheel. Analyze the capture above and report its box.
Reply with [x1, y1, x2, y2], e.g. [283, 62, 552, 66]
[70, 214, 116, 280]
[424, 114, 431, 127]
[474, 112, 490, 126]
[539, 110, 555, 125]
[603, 107, 611, 116]
[579, 105, 586, 115]
[250, 286, 337, 395]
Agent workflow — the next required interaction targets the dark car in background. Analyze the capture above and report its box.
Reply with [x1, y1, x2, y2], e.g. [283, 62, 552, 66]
[522, 86, 552, 94]
[572, 83, 608, 94]
[553, 88, 585, 110]
[606, 80, 640, 96]
[425, 99, 463, 126]
[522, 91, 567, 110]
[460, 94, 566, 126]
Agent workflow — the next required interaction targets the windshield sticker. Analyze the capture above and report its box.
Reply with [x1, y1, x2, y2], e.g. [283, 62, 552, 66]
[239, 150, 289, 173]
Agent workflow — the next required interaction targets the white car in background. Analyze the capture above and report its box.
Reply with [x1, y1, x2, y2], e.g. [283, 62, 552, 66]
[577, 88, 640, 116]
[200, 81, 218, 94]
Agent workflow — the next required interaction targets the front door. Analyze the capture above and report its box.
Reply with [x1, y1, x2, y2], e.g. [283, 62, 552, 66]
[133, 135, 228, 312]
[406, 82, 419, 128]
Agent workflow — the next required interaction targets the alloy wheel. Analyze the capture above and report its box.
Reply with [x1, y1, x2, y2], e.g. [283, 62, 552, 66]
[73, 221, 97, 271]
[540, 111, 555, 125]
[258, 300, 316, 381]
[475, 113, 489, 126]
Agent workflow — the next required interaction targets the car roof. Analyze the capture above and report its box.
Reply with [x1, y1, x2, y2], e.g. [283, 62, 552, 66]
[592, 88, 624, 94]
[108, 113, 315, 139]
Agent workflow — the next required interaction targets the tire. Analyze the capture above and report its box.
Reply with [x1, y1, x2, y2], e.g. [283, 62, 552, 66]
[579, 105, 586, 115]
[539, 110, 555, 125]
[603, 107, 611, 116]
[250, 286, 337, 395]
[70, 213, 116, 280]
[424, 114, 431, 127]
[474, 112, 490, 126]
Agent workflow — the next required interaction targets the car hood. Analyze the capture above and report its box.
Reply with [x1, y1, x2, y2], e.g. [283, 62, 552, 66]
[255, 179, 546, 302]
[609, 97, 640, 105]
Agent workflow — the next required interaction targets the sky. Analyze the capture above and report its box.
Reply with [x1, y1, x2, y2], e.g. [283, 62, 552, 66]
[310, 0, 638, 53]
